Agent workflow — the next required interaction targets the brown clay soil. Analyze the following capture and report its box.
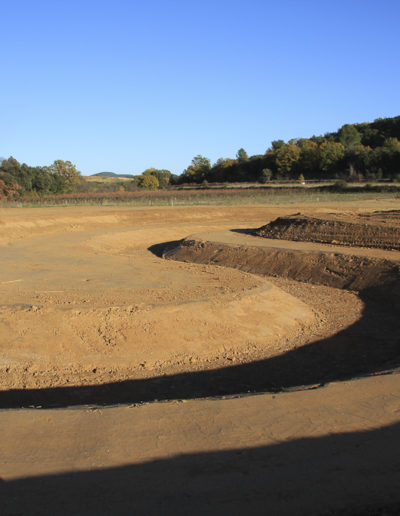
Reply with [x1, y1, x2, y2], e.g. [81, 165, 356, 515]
[254, 210, 400, 250]
[1, 200, 400, 515]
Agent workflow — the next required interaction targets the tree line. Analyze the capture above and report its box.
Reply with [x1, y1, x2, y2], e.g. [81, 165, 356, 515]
[1, 115, 399, 198]
[178, 116, 400, 184]
[0, 158, 82, 199]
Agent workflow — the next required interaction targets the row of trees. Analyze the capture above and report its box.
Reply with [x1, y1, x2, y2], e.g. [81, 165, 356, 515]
[2, 115, 399, 196]
[178, 116, 400, 184]
[0, 156, 177, 197]
[137, 168, 173, 189]
[0, 157, 82, 198]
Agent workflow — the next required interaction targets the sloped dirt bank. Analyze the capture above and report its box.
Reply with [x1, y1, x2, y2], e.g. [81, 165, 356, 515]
[1, 204, 399, 406]
[165, 236, 400, 291]
[1, 278, 398, 409]
[0, 209, 321, 393]
[2, 243, 399, 408]
[1, 205, 399, 516]
[254, 211, 400, 250]
[154, 225, 400, 406]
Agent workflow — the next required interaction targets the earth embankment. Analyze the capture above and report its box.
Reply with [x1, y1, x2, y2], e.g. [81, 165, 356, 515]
[2, 205, 399, 404]
[165, 229, 400, 291]
[1, 206, 324, 392]
[1, 203, 400, 515]
[254, 211, 400, 250]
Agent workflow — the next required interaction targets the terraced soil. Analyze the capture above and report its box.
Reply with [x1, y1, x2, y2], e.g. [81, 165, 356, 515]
[1, 201, 399, 515]
[165, 230, 400, 290]
[254, 211, 400, 250]
[164, 211, 400, 395]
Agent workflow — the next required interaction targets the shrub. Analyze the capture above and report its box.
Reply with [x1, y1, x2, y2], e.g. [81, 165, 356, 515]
[138, 174, 159, 190]
[259, 168, 272, 183]
[333, 179, 348, 191]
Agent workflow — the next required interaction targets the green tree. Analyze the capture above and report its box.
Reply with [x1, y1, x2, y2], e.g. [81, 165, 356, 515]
[259, 168, 272, 183]
[0, 158, 34, 192]
[0, 157, 22, 198]
[345, 144, 372, 180]
[383, 137, 400, 152]
[138, 173, 159, 189]
[181, 155, 211, 183]
[236, 148, 248, 162]
[142, 168, 172, 188]
[275, 144, 301, 178]
[0, 156, 20, 174]
[31, 167, 57, 193]
[319, 142, 345, 175]
[191, 155, 211, 169]
[297, 139, 319, 176]
[339, 124, 362, 149]
[209, 158, 236, 182]
[271, 140, 285, 151]
[46, 160, 82, 192]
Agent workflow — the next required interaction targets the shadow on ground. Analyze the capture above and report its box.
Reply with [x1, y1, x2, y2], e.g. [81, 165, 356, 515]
[1, 423, 400, 515]
[230, 227, 257, 235]
[148, 239, 184, 258]
[1, 276, 399, 409]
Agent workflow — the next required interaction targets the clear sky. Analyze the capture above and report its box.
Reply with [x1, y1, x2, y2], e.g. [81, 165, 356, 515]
[1, 0, 399, 176]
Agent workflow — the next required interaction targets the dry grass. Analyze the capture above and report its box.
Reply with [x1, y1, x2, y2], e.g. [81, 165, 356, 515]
[1, 185, 399, 208]
[84, 176, 134, 183]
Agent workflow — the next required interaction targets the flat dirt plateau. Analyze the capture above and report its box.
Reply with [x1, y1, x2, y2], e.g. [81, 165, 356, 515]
[1, 200, 400, 515]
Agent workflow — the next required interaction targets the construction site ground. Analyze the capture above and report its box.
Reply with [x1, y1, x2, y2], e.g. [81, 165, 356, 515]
[0, 200, 399, 515]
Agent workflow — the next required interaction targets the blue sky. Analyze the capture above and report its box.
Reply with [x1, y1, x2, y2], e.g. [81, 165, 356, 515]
[1, 0, 399, 175]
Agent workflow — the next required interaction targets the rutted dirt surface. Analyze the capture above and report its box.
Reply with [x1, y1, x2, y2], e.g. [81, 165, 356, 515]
[1, 201, 400, 515]
[254, 211, 400, 250]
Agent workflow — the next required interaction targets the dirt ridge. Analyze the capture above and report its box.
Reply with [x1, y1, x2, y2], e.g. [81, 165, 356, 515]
[165, 236, 400, 291]
[254, 212, 400, 250]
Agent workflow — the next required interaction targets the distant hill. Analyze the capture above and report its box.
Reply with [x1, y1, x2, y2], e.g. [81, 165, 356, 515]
[92, 172, 118, 177]
[91, 172, 135, 178]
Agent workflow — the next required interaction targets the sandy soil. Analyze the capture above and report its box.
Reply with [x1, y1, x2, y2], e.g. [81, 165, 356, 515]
[1, 199, 399, 515]
[255, 211, 400, 250]
[1, 374, 400, 515]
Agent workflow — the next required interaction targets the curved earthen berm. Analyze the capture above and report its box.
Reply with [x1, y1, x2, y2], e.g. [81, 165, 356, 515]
[1, 204, 400, 515]
[1, 205, 399, 397]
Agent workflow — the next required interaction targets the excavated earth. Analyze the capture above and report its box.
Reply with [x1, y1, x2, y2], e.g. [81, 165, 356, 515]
[1, 201, 400, 515]
[164, 209, 400, 394]
[254, 211, 400, 250]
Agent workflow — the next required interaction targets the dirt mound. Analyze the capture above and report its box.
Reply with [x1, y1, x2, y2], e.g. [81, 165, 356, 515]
[2, 204, 400, 395]
[166, 236, 400, 291]
[254, 211, 400, 250]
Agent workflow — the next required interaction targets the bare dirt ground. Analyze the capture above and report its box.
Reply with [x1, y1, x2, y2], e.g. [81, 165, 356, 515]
[1, 200, 399, 515]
